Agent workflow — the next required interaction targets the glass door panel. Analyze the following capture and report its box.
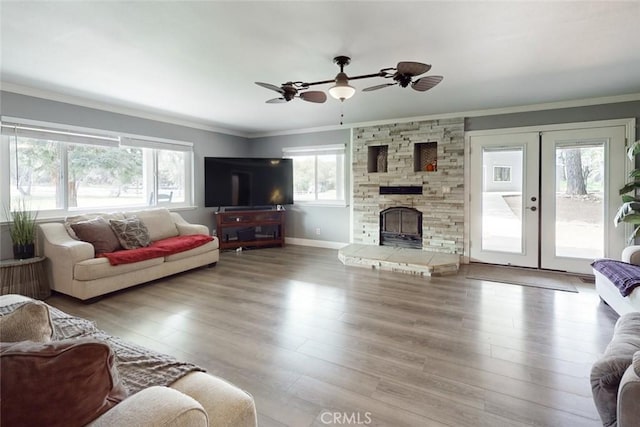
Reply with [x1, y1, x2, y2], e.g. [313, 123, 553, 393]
[481, 147, 524, 253]
[541, 126, 627, 274]
[469, 132, 539, 268]
[554, 144, 604, 259]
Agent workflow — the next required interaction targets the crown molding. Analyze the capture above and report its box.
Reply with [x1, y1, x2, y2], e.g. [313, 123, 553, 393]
[2, 82, 638, 140]
[0, 82, 249, 138]
[247, 93, 640, 138]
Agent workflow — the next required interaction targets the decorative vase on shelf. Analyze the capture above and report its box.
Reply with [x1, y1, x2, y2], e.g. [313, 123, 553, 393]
[377, 152, 387, 172]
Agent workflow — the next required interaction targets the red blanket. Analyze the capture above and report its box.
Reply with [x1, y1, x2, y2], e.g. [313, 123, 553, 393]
[100, 235, 214, 266]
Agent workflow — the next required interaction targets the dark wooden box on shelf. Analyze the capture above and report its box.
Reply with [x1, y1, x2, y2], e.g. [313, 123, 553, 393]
[214, 210, 285, 250]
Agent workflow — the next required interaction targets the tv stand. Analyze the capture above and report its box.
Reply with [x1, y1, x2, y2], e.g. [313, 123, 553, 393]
[214, 210, 285, 250]
[221, 205, 276, 212]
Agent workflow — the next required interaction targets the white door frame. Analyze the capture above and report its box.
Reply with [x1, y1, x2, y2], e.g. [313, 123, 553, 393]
[468, 132, 540, 267]
[464, 118, 636, 266]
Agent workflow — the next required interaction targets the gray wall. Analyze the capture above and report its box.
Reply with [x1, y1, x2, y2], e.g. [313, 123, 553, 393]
[466, 100, 640, 140]
[2, 92, 639, 257]
[0, 91, 250, 258]
[249, 129, 351, 243]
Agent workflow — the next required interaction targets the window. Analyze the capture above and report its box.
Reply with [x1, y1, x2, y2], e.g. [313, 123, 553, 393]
[67, 143, 145, 209]
[493, 166, 512, 182]
[1, 120, 193, 218]
[157, 149, 186, 204]
[283, 144, 346, 204]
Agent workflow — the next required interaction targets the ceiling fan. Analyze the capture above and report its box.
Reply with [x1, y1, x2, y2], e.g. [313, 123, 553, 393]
[363, 62, 444, 92]
[255, 56, 443, 104]
[254, 82, 327, 104]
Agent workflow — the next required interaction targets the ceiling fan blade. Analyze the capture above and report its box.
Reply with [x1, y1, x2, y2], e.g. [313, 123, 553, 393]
[396, 62, 431, 77]
[266, 97, 287, 103]
[256, 82, 285, 94]
[411, 75, 443, 92]
[363, 83, 396, 92]
[299, 91, 327, 103]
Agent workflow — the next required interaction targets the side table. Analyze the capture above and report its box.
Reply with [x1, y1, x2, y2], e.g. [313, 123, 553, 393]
[0, 256, 50, 300]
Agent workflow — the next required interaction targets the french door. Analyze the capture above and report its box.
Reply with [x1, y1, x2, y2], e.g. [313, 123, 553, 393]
[468, 122, 629, 274]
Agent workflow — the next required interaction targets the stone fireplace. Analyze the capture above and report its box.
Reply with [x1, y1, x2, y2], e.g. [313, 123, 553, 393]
[380, 207, 422, 249]
[352, 118, 465, 254]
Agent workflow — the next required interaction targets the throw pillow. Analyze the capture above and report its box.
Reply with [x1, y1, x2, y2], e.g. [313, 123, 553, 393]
[125, 208, 179, 241]
[110, 216, 151, 249]
[70, 216, 122, 255]
[0, 301, 54, 342]
[64, 212, 125, 240]
[0, 338, 128, 427]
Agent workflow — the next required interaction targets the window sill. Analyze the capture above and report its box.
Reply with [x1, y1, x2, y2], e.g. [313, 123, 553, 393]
[1, 205, 199, 224]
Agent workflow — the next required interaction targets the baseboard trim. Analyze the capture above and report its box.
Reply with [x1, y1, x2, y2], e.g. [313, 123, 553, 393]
[285, 237, 348, 250]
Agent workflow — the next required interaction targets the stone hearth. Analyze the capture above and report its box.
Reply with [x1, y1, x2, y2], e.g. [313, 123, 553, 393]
[338, 244, 459, 276]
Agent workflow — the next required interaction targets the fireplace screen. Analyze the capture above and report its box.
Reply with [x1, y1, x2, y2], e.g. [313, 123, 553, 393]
[380, 207, 422, 249]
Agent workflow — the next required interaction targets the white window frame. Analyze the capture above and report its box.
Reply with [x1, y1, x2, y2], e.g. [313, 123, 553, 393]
[1, 117, 194, 220]
[492, 165, 512, 183]
[283, 144, 346, 206]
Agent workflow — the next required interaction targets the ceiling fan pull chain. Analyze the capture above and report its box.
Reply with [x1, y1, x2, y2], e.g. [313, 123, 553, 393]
[339, 101, 345, 125]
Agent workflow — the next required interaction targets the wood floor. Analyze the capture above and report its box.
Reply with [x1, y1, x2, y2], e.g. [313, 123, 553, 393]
[46, 245, 618, 427]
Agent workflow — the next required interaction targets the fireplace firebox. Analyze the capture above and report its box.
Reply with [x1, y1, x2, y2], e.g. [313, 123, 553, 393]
[380, 207, 422, 249]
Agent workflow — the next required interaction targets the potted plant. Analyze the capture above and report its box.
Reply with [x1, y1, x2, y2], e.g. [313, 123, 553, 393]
[615, 139, 640, 242]
[5, 200, 38, 259]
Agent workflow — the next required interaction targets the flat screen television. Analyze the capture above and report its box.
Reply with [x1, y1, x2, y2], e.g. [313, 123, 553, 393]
[204, 157, 294, 207]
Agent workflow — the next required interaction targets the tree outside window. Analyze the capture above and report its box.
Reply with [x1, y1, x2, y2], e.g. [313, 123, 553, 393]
[2, 123, 193, 215]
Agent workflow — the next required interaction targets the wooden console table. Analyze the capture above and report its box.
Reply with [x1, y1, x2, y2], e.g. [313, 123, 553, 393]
[215, 210, 285, 250]
[0, 256, 50, 300]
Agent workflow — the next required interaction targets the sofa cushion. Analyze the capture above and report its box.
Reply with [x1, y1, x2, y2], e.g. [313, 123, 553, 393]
[164, 239, 219, 262]
[125, 208, 179, 241]
[65, 212, 125, 240]
[75, 256, 164, 281]
[591, 312, 640, 427]
[0, 338, 128, 427]
[70, 216, 122, 255]
[100, 246, 168, 266]
[176, 222, 209, 236]
[101, 235, 214, 266]
[110, 217, 152, 249]
[0, 301, 53, 342]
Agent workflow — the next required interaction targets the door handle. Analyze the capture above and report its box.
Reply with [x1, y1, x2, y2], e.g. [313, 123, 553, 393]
[526, 206, 537, 212]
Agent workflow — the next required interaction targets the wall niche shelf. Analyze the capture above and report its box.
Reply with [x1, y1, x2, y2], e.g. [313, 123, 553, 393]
[414, 142, 437, 172]
[368, 145, 388, 173]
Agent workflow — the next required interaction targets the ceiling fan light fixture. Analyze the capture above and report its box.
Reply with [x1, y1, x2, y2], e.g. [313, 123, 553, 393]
[329, 72, 355, 101]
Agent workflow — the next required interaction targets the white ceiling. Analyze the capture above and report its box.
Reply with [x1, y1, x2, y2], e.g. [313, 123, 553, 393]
[2, 1, 640, 136]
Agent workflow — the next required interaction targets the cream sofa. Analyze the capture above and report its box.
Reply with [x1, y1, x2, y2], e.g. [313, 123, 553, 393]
[591, 312, 640, 427]
[0, 294, 257, 426]
[594, 246, 640, 315]
[38, 208, 219, 301]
